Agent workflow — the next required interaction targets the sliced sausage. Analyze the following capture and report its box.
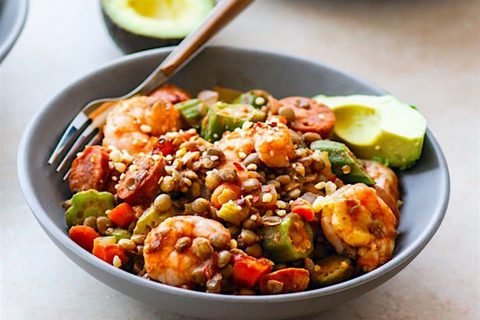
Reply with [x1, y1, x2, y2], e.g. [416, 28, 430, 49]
[69, 146, 112, 193]
[363, 160, 400, 202]
[259, 268, 310, 294]
[279, 97, 335, 138]
[117, 153, 165, 205]
[374, 185, 400, 228]
[149, 84, 192, 105]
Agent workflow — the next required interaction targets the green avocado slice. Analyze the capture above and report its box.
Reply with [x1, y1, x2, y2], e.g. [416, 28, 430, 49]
[313, 95, 427, 170]
[101, 0, 214, 53]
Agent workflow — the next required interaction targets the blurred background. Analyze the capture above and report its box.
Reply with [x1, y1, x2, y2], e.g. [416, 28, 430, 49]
[1, 0, 479, 319]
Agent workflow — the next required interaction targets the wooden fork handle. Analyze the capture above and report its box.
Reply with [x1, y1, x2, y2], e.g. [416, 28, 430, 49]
[160, 0, 255, 77]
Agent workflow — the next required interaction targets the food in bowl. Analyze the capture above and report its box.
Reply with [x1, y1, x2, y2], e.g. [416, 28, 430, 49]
[63, 84, 426, 295]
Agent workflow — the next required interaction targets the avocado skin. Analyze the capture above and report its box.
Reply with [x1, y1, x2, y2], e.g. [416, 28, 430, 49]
[102, 8, 183, 54]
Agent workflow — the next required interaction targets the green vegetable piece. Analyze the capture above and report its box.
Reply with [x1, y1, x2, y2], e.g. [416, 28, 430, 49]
[65, 190, 115, 228]
[262, 213, 314, 263]
[105, 228, 131, 241]
[310, 255, 354, 288]
[174, 99, 208, 129]
[94, 236, 117, 246]
[217, 202, 250, 226]
[313, 95, 426, 169]
[201, 103, 266, 142]
[133, 206, 175, 234]
[233, 89, 271, 109]
[311, 140, 375, 186]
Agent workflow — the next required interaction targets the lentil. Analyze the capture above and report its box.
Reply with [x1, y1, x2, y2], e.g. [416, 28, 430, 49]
[206, 274, 222, 293]
[205, 171, 221, 190]
[160, 176, 175, 192]
[303, 132, 322, 142]
[174, 237, 192, 252]
[97, 216, 112, 234]
[154, 194, 172, 212]
[243, 153, 260, 165]
[242, 178, 261, 193]
[191, 198, 209, 213]
[228, 225, 241, 238]
[278, 106, 296, 123]
[219, 169, 237, 183]
[217, 251, 232, 268]
[210, 232, 230, 250]
[83, 216, 97, 229]
[245, 243, 262, 258]
[276, 174, 291, 185]
[240, 229, 257, 245]
[194, 238, 214, 260]
[242, 218, 258, 231]
[220, 264, 234, 278]
[131, 234, 146, 244]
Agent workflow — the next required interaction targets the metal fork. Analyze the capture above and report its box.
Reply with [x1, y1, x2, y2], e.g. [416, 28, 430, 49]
[48, 0, 255, 177]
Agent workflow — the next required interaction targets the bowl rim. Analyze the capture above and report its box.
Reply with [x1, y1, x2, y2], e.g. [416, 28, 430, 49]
[0, 0, 28, 63]
[17, 45, 450, 303]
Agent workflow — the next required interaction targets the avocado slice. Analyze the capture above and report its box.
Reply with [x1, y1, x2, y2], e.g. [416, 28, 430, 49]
[310, 140, 375, 186]
[101, 0, 215, 54]
[313, 95, 427, 170]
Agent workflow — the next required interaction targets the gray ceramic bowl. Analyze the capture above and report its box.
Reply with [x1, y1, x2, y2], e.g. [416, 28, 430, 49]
[0, 0, 28, 63]
[18, 46, 449, 320]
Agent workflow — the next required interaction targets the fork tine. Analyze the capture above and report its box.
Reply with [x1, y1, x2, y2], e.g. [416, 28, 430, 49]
[48, 113, 91, 165]
[61, 131, 104, 181]
[56, 125, 99, 174]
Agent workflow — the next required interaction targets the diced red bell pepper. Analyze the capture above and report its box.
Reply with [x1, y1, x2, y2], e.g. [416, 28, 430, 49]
[108, 202, 135, 229]
[69, 225, 100, 252]
[291, 198, 315, 222]
[92, 238, 128, 265]
[231, 250, 273, 288]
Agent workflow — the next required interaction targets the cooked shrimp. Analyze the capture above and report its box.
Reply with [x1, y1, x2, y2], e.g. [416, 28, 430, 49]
[363, 160, 400, 202]
[144, 215, 231, 287]
[216, 117, 295, 167]
[321, 183, 398, 272]
[103, 96, 181, 154]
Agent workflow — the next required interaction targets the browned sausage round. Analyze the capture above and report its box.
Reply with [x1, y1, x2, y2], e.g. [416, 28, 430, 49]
[68, 146, 112, 193]
[279, 97, 335, 138]
[117, 154, 165, 206]
[149, 84, 192, 105]
[259, 268, 310, 294]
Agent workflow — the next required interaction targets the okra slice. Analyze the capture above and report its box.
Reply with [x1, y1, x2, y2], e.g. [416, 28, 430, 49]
[201, 103, 266, 142]
[311, 140, 375, 185]
[310, 255, 354, 288]
[65, 190, 115, 228]
[133, 205, 175, 235]
[261, 213, 314, 263]
[174, 99, 208, 129]
[233, 90, 271, 109]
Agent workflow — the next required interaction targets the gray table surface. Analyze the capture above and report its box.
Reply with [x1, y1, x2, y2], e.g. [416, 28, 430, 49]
[1, 0, 479, 319]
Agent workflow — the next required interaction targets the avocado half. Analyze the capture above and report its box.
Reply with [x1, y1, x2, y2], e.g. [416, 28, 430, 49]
[101, 0, 215, 54]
